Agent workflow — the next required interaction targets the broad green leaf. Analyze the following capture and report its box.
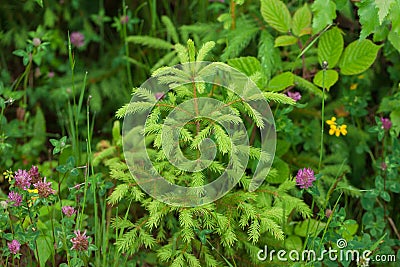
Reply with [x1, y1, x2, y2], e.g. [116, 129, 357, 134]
[32, 106, 46, 147]
[357, 0, 379, 39]
[227, 57, 261, 76]
[35, 0, 43, 7]
[390, 109, 400, 135]
[318, 27, 344, 68]
[267, 72, 294, 92]
[294, 75, 325, 98]
[292, 4, 312, 37]
[313, 70, 339, 89]
[375, 0, 394, 25]
[268, 157, 289, 183]
[389, 1, 400, 31]
[36, 235, 52, 267]
[44, 8, 57, 27]
[284, 235, 303, 251]
[339, 39, 382, 75]
[261, 0, 292, 33]
[274, 35, 298, 47]
[311, 0, 336, 34]
[388, 30, 400, 53]
[294, 219, 326, 237]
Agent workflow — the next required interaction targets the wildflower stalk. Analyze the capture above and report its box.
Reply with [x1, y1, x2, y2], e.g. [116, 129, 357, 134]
[304, 62, 327, 255]
[45, 206, 57, 266]
[86, 95, 100, 265]
[318, 63, 327, 171]
[122, 0, 133, 88]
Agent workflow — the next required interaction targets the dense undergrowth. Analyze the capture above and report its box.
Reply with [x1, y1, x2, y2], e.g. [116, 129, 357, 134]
[1, 0, 399, 266]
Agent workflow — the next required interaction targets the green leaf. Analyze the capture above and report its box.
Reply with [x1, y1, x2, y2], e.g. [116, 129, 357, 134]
[268, 157, 289, 183]
[294, 219, 326, 237]
[292, 4, 312, 37]
[294, 75, 324, 98]
[339, 39, 382, 75]
[13, 49, 27, 57]
[313, 70, 339, 89]
[380, 191, 391, 202]
[36, 235, 52, 267]
[35, 0, 43, 7]
[284, 235, 303, 251]
[274, 35, 298, 47]
[261, 0, 292, 33]
[32, 107, 46, 148]
[375, 0, 394, 25]
[388, 30, 400, 53]
[227, 57, 261, 76]
[390, 109, 400, 135]
[357, 0, 380, 39]
[311, 0, 336, 34]
[126, 36, 173, 50]
[44, 8, 57, 28]
[267, 72, 294, 92]
[317, 27, 343, 68]
[161, 16, 180, 44]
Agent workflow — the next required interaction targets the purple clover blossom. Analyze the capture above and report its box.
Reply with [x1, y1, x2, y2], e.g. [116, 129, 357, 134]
[70, 230, 89, 251]
[28, 165, 41, 184]
[8, 240, 21, 254]
[380, 117, 392, 130]
[62, 206, 77, 217]
[7, 191, 23, 207]
[296, 168, 316, 189]
[34, 177, 56, 198]
[70, 32, 85, 48]
[287, 91, 302, 102]
[14, 169, 32, 190]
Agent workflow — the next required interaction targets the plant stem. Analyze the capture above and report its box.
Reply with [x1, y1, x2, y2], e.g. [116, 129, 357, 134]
[318, 66, 327, 171]
[122, 0, 133, 89]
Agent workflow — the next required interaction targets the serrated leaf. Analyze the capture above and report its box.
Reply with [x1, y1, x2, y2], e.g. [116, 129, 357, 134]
[357, 0, 380, 39]
[292, 4, 312, 37]
[261, 0, 292, 33]
[313, 70, 339, 90]
[274, 35, 298, 47]
[311, 0, 336, 34]
[375, 0, 394, 25]
[267, 72, 294, 92]
[318, 27, 343, 68]
[339, 39, 381, 75]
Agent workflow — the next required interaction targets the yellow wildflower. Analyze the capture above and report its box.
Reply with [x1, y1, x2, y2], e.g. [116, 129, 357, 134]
[3, 170, 13, 183]
[326, 117, 347, 137]
[326, 117, 336, 126]
[27, 189, 39, 207]
[28, 189, 39, 194]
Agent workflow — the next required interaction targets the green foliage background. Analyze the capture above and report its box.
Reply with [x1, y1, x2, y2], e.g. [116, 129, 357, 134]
[0, 0, 400, 266]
